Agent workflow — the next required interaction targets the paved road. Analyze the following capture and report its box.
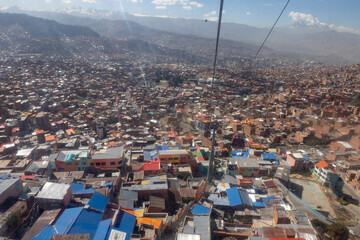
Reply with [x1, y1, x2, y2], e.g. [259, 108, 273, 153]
[340, 178, 360, 235]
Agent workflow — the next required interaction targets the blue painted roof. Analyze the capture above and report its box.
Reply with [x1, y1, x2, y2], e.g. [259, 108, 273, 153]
[144, 151, 152, 161]
[32, 226, 57, 240]
[156, 146, 163, 151]
[103, 181, 113, 187]
[191, 204, 211, 215]
[88, 192, 109, 212]
[261, 153, 277, 160]
[70, 182, 85, 193]
[304, 155, 310, 160]
[93, 219, 112, 240]
[68, 209, 103, 239]
[162, 145, 169, 150]
[75, 189, 96, 194]
[262, 196, 276, 205]
[226, 187, 243, 207]
[251, 201, 265, 207]
[232, 150, 249, 158]
[54, 207, 84, 234]
[109, 210, 136, 240]
[143, 150, 157, 161]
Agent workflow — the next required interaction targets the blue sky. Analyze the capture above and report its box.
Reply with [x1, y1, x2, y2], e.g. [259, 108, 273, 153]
[1, 0, 359, 33]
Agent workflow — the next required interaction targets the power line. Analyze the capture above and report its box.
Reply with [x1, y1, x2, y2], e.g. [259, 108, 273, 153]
[207, 0, 225, 182]
[250, 0, 291, 67]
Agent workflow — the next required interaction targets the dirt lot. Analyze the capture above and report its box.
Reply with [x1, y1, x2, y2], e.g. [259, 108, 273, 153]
[289, 178, 335, 218]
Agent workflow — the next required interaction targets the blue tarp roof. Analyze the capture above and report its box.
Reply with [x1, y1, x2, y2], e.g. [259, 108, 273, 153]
[54, 207, 84, 234]
[109, 210, 136, 240]
[88, 192, 109, 212]
[93, 219, 112, 240]
[261, 153, 277, 160]
[32, 226, 57, 240]
[251, 201, 265, 207]
[191, 204, 211, 215]
[262, 196, 276, 205]
[226, 187, 243, 207]
[68, 209, 103, 239]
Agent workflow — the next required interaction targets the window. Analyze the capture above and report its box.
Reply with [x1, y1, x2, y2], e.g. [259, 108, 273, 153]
[101, 162, 106, 165]
[96, 162, 100, 166]
[118, 161, 122, 165]
[90, 163, 94, 166]
[110, 162, 116, 165]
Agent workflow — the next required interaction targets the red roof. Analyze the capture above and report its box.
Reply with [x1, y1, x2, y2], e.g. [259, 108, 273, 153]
[144, 160, 160, 171]
[21, 175, 35, 181]
[270, 239, 306, 240]
[315, 160, 328, 169]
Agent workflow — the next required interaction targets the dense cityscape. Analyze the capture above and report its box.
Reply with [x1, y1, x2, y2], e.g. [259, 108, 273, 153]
[0, 1, 360, 240]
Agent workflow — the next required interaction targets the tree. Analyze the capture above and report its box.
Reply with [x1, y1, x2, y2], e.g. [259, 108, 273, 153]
[5, 213, 21, 231]
[311, 219, 328, 235]
[327, 223, 349, 240]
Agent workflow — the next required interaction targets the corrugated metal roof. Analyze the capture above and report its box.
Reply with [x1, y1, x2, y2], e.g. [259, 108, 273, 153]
[68, 209, 103, 239]
[194, 215, 210, 240]
[87, 192, 109, 212]
[23, 209, 61, 240]
[239, 190, 251, 206]
[191, 204, 211, 215]
[176, 233, 201, 240]
[93, 219, 112, 240]
[110, 210, 136, 240]
[208, 194, 230, 206]
[226, 187, 243, 207]
[54, 207, 84, 235]
[36, 182, 70, 200]
[32, 225, 57, 240]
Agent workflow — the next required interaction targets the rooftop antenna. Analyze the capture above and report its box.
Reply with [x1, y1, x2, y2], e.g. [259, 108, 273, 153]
[207, 0, 225, 182]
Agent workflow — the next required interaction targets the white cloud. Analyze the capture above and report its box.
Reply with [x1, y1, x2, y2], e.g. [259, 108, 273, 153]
[203, 10, 216, 17]
[246, 11, 251, 16]
[131, 0, 143, 3]
[133, 13, 179, 19]
[82, 0, 96, 2]
[189, 1, 203, 8]
[289, 11, 320, 25]
[207, 17, 218, 22]
[156, 5, 167, 9]
[289, 11, 360, 35]
[62, 0, 71, 4]
[45, 0, 52, 3]
[151, 0, 203, 9]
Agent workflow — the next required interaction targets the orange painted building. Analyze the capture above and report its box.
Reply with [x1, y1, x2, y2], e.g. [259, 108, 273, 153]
[90, 146, 124, 170]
